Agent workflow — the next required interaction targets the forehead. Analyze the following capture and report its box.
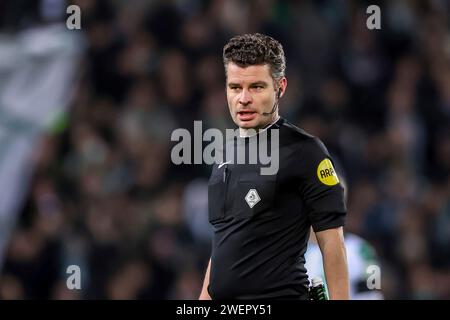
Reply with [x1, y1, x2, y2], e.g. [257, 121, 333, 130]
[226, 62, 272, 84]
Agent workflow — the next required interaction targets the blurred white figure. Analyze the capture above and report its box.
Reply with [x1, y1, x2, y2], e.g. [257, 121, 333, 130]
[306, 229, 384, 300]
[0, 0, 84, 270]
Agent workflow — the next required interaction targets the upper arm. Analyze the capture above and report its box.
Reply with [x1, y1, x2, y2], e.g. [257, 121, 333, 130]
[296, 138, 347, 232]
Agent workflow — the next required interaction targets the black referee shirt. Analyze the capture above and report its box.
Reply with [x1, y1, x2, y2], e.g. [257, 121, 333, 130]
[207, 117, 347, 300]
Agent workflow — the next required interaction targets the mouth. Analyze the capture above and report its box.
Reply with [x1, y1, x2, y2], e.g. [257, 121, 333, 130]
[237, 110, 257, 121]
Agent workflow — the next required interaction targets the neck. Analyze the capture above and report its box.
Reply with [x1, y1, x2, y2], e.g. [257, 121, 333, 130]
[239, 115, 280, 138]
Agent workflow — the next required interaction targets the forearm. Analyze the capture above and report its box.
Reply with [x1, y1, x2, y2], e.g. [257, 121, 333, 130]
[322, 242, 350, 299]
[315, 227, 350, 300]
[199, 259, 212, 300]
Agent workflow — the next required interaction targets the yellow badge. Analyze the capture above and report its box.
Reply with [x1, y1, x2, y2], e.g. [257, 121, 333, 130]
[317, 158, 339, 186]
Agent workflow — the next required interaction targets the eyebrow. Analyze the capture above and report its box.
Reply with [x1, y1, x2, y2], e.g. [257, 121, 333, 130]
[250, 81, 268, 87]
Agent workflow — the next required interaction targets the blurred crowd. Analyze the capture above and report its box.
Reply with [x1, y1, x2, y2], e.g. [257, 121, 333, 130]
[0, 0, 449, 299]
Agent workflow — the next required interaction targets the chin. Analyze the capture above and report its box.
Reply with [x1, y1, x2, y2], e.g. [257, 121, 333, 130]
[237, 120, 258, 129]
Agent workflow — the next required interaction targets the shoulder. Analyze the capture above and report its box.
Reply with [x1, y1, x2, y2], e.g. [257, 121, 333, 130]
[278, 118, 315, 142]
[279, 118, 329, 155]
[278, 118, 332, 170]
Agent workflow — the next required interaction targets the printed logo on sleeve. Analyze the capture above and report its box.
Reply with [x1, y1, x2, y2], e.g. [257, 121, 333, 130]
[317, 158, 340, 186]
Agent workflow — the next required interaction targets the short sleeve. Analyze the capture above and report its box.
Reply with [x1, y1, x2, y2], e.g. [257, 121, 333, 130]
[296, 137, 347, 232]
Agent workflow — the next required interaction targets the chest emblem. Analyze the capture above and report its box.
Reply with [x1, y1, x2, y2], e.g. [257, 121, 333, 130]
[245, 189, 261, 208]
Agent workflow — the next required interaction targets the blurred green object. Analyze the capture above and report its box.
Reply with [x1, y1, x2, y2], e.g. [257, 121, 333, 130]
[309, 276, 329, 300]
[47, 111, 69, 134]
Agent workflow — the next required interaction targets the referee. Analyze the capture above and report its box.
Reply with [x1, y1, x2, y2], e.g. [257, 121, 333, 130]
[199, 33, 349, 300]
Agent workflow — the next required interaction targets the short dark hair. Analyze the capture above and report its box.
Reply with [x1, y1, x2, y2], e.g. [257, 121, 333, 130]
[223, 33, 286, 82]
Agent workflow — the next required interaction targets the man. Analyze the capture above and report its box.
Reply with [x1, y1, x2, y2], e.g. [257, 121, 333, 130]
[199, 33, 349, 300]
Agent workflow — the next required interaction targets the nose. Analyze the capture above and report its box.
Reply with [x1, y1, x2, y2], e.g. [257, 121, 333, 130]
[238, 89, 252, 106]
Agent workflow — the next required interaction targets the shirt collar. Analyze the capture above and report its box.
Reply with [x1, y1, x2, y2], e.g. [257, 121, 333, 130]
[239, 116, 281, 138]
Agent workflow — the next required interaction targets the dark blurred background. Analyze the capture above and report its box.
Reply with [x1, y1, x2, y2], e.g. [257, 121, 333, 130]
[0, 0, 449, 299]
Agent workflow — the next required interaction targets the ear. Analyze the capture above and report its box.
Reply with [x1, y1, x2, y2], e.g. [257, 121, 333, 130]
[278, 77, 287, 98]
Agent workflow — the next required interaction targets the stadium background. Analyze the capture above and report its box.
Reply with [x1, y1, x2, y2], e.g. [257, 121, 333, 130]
[0, 0, 449, 299]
